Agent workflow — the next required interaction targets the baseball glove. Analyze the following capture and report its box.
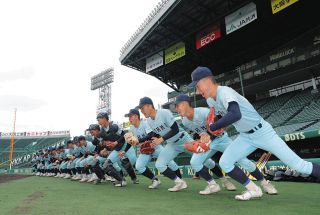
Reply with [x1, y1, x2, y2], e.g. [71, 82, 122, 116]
[139, 140, 155, 155]
[66, 154, 75, 160]
[184, 140, 210, 153]
[124, 132, 138, 145]
[206, 107, 224, 136]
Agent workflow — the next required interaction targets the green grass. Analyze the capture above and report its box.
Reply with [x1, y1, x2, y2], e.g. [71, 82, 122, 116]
[0, 175, 319, 215]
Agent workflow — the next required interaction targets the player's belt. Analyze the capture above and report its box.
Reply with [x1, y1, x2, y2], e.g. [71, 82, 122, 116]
[173, 133, 185, 143]
[210, 132, 224, 140]
[245, 123, 262, 134]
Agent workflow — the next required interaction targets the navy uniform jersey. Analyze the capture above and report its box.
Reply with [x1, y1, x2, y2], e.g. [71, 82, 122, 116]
[100, 122, 125, 151]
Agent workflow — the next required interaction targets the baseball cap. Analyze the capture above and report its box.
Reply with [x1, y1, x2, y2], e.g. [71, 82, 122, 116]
[96, 112, 109, 120]
[66, 140, 73, 144]
[124, 109, 140, 117]
[78, 136, 86, 141]
[72, 136, 79, 143]
[138, 97, 153, 109]
[175, 94, 190, 105]
[188, 66, 213, 88]
[88, 124, 100, 131]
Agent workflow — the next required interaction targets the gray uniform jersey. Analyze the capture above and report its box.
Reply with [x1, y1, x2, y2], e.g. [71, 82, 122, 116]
[206, 86, 262, 132]
[129, 119, 153, 139]
[146, 109, 185, 142]
[181, 107, 209, 135]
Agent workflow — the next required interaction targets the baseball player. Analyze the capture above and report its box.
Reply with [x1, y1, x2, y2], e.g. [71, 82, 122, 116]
[137, 97, 193, 192]
[188, 66, 320, 200]
[76, 136, 96, 182]
[63, 140, 77, 179]
[124, 108, 182, 189]
[86, 124, 115, 184]
[97, 112, 138, 186]
[175, 94, 277, 195]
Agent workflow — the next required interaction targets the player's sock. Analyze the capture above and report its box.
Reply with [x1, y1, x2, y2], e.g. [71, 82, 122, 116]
[126, 165, 137, 180]
[249, 167, 265, 181]
[311, 163, 320, 179]
[71, 168, 76, 175]
[84, 167, 90, 175]
[76, 167, 81, 174]
[227, 166, 255, 189]
[92, 163, 105, 180]
[197, 166, 215, 183]
[79, 167, 84, 174]
[211, 165, 224, 178]
[142, 167, 156, 180]
[119, 170, 124, 178]
[174, 169, 182, 178]
[162, 168, 178, 181]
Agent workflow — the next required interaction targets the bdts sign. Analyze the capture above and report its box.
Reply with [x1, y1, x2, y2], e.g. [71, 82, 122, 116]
[284, 132, 306, 142]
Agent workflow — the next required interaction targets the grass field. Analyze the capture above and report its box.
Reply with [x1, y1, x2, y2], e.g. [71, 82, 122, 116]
[0, 175, 319, 215]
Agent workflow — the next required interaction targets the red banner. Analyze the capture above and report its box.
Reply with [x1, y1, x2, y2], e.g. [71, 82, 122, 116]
[196, 24, 221, 49]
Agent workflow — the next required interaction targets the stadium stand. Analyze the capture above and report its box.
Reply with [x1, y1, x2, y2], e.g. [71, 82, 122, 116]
[228, 88, 320, 136]
[0, 136, 69, 167]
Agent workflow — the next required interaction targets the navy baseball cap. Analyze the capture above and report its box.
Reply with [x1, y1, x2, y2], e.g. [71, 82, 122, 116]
[88, 124, 100, 131]
[188, 66, 213, 88]
[175, 94, 190, 105]
[78, 136, 86, 141]
[66, 140, 73, 144]
[96, 112, 109, 120]
[138, 97, 153, 108]
[124, 109, 140, 117]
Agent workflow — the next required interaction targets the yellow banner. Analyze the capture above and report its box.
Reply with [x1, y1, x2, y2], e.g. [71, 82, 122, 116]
[271, 0, 298, 14]
[165, 42, 185, 64]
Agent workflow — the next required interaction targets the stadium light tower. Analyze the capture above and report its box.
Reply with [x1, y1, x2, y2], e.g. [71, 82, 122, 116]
[91, 68, 114, 117]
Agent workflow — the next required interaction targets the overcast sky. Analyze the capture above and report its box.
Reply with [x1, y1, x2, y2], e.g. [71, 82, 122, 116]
[0, 0, 173, 135]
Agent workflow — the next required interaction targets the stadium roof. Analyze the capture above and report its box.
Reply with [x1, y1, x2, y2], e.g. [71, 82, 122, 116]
[120, 0, 320, 94]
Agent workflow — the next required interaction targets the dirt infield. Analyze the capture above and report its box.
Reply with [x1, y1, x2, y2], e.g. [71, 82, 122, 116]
[0, 174, 31, 184]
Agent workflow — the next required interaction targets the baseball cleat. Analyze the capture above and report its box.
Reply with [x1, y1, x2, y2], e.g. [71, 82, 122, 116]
[148, 179, 161, 189]
[221, 178, 237, 191]
[87, 174, 98, 183]
[105, 175, 113, 181]
[261, 180, 278, 195]
[168, 180, 187, 192]
[73, 174, 82, 181]
[114, 180, 127, 187]
[199, 183, 221, 195]
[93, 179, 101, 185]
[71, 175, 78, 180]
[79, 175, 89, 182]
[132, 178, 140, 184]
[235, 187, 263, 201]
[54, 173, 61, 178]
[59, 173, 66, 178]
[64, 174, 71, 179]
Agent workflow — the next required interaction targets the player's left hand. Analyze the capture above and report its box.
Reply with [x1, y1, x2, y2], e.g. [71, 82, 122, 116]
[200, 133, 211, 143]
[151, 137, 164, 147]
[118, 151, 125, 158]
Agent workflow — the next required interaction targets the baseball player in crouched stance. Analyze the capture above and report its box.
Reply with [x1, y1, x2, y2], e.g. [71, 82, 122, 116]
[124, 108, 182, 189]
[137, 97, 193, 192]
[175, 94, 277, 195]
[188, 66, 320, 200]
